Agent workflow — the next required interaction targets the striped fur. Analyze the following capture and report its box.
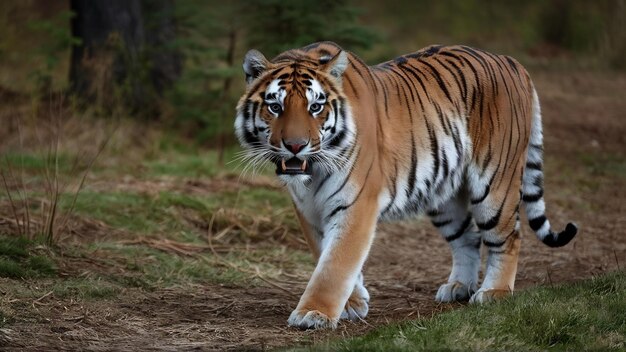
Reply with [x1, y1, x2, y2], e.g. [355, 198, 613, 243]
[235, 42, 578, 329]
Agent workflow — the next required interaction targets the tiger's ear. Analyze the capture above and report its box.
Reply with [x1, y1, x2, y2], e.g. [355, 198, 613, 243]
[323, 51, 349, 83]
[243, 49, 269, 85]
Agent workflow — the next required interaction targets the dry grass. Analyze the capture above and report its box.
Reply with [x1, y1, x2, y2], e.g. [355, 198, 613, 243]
[1, 97, 113, 245]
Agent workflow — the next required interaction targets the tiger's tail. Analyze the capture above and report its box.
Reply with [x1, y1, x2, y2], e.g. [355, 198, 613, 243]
[522, 87, 578, 247]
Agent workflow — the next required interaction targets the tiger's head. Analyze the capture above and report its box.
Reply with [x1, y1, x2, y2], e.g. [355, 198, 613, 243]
[234, 45, 355, 183]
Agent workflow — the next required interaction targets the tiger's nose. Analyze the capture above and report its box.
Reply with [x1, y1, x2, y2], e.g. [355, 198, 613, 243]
[283, 139, 308, 155]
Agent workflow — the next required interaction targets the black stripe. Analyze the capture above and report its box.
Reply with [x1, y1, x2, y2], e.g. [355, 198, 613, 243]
[327, 129, 346, 148]
[389, 66, 417, 104]
[243, 130, 258, 146]
[526, 162, 542, 171]
[243, 100, 252, 120]
[434, 103, 451, 136]
[372, 73, 390, 118]
[330, 99, 340, 133]
[380, 161, 399, 217]
[482, 239, 505, 247]
[476, 206, 502, 231]
[471, 185, 490, 205]
[325, 160, 374, 221]
[326, 149, 361, 201]
[483, 229, 516, 247]
[425, 119, 440, 186]
[397, 64, 427, 111]
[522, 190, 544, 203]
[251, 102, 259, 135]
[529, 215, 547, 231]
[426, 209, 441, 217]
[505, 56, 519, 75]
[433, 57, 464, 114]
[419, 59, 455, 105]
[314, 173, 332, 196]
[445, 215, 472, 242]
[431, 218, 452, 227]
[406, 136, 418, 199]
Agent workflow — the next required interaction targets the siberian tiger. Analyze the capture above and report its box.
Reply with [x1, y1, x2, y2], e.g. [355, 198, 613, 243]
[234, 41, 578, 330]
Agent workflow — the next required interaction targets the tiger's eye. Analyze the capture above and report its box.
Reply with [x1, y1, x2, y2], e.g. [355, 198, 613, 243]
[309, 103, 323, 113]
[269, 103, 282, 114]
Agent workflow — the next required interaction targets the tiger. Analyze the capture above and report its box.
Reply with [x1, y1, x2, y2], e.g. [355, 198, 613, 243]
[234, 41, 578, 330]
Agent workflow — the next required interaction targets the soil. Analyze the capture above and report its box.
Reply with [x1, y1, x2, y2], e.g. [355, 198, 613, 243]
[1, 70, 625, 351]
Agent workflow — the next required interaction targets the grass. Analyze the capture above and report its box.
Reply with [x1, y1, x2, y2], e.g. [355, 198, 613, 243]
[143, 147, 245, 177]
[62, 186, 292, 238]
[0, 152, 73, 173]
[1, 134, 300, 301]
[0, 235, 57, 279]
[310, 271, 626, 351]
[51, 277, 121, 299]
[91, 242, 248, 288]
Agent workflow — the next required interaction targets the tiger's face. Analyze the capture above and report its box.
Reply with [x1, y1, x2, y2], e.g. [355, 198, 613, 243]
[235, 49, 353, 182]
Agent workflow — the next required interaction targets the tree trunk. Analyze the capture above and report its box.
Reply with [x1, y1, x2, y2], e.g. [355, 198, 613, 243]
[69, 0, 180, 116]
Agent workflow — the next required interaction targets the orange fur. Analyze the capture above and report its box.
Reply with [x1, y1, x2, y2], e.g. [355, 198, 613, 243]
[235, 42, 577, 329]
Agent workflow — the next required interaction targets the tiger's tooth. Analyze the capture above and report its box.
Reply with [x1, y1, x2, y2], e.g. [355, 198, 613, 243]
[301, 159, 307, 171]
[281, 158, 287, 171]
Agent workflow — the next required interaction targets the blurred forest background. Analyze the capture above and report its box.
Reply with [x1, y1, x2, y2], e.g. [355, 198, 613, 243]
[1, 0, 624, 146]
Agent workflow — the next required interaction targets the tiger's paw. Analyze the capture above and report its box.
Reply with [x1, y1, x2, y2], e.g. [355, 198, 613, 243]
[288, 309, 338, 330]
[435, 281, 477, 302]
[340, 291, 369, 321]
[469, 288, 512, 304]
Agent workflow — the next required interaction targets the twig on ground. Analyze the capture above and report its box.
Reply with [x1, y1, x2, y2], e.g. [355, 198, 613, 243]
[32, 290, 54, 308]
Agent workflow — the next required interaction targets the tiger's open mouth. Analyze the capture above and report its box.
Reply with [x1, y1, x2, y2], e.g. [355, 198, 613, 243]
[275, 157, 312, 175]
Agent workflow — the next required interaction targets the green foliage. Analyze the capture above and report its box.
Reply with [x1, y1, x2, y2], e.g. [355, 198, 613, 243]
[0, 235, 57, 279]
[167, 1, 241, 141]
[313, 271, 626, 351]
[242, 0, 379, 57]
[169, 0, 378, 141]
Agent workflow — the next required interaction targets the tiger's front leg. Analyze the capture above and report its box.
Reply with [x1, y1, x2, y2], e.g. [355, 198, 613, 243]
[294, 209, 370, 325]
[288, 192, 379, 330]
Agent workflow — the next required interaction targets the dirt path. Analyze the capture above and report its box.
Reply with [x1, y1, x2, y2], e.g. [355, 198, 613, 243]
[1, 71, 625, 351]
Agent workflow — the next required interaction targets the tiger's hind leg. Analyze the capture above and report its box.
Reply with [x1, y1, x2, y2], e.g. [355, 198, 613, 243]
[468, 162, 523, 303]
[430, 190, 481, 302]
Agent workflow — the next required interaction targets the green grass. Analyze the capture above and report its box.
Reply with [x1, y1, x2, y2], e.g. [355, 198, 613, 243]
[1, 145, 297, 295]
[62, 187, 291, 238]
[51, 277, 121, 299]
[312, 271, 626, 351]
[144, 147, 245, 177]
[89, 241, 313, 290]
[578, 152, 626, 179]
[0, 235, 57, 279]
[0, 152, 73, 173]
[89, 242, 248, 288]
